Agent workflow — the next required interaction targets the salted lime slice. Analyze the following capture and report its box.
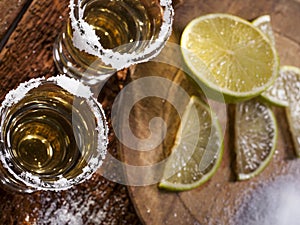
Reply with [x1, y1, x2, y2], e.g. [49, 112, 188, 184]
[235, 99, 277, 180]
[159, 96, 223, 191]
[260, 65, 296, 107]
[252, 15, 289, 107]
[286, 106, 300, 157]
[252, 15, 276, 46]
[282, 66, 300, 156]
[180, 13, 279, 103]
[261, 66, 300, 107]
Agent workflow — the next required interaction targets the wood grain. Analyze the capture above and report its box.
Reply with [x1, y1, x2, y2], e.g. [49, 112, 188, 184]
[120, 0, 300, 224]
[0, 0, 67, 101]
[0, 0, 32, 48]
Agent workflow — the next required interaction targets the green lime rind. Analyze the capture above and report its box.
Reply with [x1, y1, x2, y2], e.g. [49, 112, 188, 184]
[260, 92, 288, 107]
[158, 96, 224, 191]
[158, 143, 223, 191]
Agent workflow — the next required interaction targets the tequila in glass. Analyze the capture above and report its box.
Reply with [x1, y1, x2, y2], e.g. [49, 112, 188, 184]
[53, 0, 174, 84]
[0, 75, 108, 193]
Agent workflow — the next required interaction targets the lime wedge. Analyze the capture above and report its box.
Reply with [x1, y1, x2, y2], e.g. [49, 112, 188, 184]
[282, 66, 300, 156]
[286, 107, 300, 157]
[235, 99, 277, 180]
[252, 15, 289, 107]
[180, 13, 279, 103]
[261, 66, 300, 107]
[159, 96, 223, 191]
[260, 66, 295, 107]
[252, 15, 276, 46]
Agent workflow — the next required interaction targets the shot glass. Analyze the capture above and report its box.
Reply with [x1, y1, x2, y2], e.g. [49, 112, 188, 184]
[0, 75, 108, 193]
[53, 0, 174, 85]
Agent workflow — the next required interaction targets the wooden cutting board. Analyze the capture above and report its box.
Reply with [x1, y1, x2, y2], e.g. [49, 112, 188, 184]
[119, 0, 300, 224]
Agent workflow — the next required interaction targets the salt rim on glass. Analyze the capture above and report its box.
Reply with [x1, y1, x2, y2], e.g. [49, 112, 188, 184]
[0, 75, 108, 192]
[69, 0, 174, 70]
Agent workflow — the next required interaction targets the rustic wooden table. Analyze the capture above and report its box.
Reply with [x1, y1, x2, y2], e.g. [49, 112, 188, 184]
[1, 0, 300, 224]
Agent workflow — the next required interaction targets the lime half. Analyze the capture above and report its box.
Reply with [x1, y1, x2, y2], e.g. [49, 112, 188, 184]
[181, 13, 279, 103]
[159, 96, 223, 191]
[235, 99, 277, 180]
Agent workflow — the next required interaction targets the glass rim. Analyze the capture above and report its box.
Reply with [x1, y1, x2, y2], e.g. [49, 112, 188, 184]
[0, 75, 109, 191]
[69, 0, 174, 71]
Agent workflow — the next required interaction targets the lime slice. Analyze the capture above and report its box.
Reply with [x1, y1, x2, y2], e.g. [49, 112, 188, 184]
[235, 99, 277, 180]
[283, 66, 300, 156]
[159, 96, 223, 191]
[252, 15, 276, 46]
[286, 107, 300, 157]
[180, 13, 279, 103]
[252, 15, 288, 107]
[260, 66, 295, 107]
[261, 66, 300, 107]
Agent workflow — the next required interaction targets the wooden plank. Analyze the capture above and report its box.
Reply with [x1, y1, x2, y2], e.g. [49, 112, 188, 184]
[0, 0, 32, 50]
[0, 0, 66, 100]
[120, 0, 300, 224]
[0, 0, 141, 224]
